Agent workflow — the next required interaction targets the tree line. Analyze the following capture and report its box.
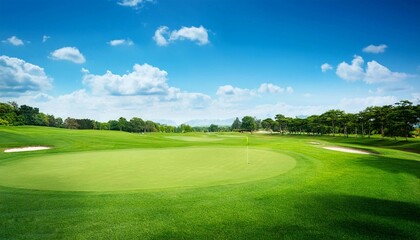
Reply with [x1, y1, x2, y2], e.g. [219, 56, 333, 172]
[231, 100, 419, 140]
[1, 100, 419, 139]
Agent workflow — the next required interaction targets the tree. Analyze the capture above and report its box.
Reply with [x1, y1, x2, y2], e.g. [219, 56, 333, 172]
[179, 124, 193, 133]
[370, 105, 391, 138]
[108, 120, 119, 130]
[76, 119, 94, 129]
[241, 116, 256, 132]
[34, 113, 49, 126]
[209, 124, 219, 132]
[231, 117, 242, 131]
[393, 100, 418, 141]
[64, 118, 79, 129]
[0, 102, 18, 125]
[261, 118, 275, 131]
[275, 114, 287, 134]
[144, 120, 157, 132]
[321, 110, 344, 136]
[118, 117, 128, 131]
[19, 105, 39, 125]
[129, 117, 145, 133]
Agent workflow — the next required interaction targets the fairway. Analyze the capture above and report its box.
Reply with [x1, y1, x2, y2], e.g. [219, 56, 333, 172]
[1, 126, 419, 239]
[0, 147, 295, 191]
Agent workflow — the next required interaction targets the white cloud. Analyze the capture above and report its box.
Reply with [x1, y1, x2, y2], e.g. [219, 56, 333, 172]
[117, 0, 152, 8]
[108, 39, 134, 46]
[258, 83, 284, 93]
[0, 55, 52, 95]
[50, 47, 86, 64]
[364, 60, 410, 83]
[363, 44, 387, 53]
[257, 83, 294, 94]
[42, 35, 50, 43]
[321, 63, 333, 72]
[83, 63, 169, 96]
[153, 26, 169, 46]
[336, 55, 365, 81]
[169, 26, 209, 45]
[216, 85, 253, 97]
[2, 36, 24, 46]
[336, 56, 412, 84]
[154, 26, 210, 46]
[338, 96, 397, 112]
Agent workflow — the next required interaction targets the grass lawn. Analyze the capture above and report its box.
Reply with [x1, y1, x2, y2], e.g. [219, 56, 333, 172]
[0, 126, 419, 239]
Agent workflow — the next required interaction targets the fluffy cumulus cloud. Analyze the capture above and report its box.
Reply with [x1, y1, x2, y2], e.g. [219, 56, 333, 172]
[153, 26, 169, 46]
[364, 60, 410, 83]
[169, 26, 209, 45]
[83, 63, 169, 96]
[108, 39, 134, 46]
[153, 26, 210, 46]
[2, 36, 24, 46]
[0, 55, 52, 95]
[50, 47, 86, 64]
[321, 63, 333, 72]
[117, 0, 152, 8]
[336, 55, 365, 81]
[363, 44, 387, 54]
[336, 55, 412, 84]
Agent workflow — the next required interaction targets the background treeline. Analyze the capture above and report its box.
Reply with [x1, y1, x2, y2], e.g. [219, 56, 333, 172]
[1, 100, 419, 139]
[231, 100, 419, 140]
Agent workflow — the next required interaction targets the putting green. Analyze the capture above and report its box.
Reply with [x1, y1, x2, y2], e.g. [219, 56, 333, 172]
[0, 147, 295, 192]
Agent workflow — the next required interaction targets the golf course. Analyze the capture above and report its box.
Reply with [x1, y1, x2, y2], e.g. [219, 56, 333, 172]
[0, 126, 419, 239]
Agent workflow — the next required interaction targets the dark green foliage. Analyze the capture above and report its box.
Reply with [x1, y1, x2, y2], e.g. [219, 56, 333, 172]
[241, 116, 257, 131]
[231, 117, 241, 131]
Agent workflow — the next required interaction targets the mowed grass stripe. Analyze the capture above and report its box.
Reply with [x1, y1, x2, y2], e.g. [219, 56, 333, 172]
[0, 147, 295, 191]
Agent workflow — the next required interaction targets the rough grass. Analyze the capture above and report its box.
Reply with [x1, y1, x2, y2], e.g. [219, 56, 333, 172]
[0, 126, 419, 239]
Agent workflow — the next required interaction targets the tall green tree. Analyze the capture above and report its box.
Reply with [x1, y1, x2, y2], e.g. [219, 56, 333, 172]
[118, 117, 128, 131]
[209, 124, 219, 132]
[129, 117, 145, 133]
[241, 116, 257, 132]
[275, 114, 287, 134]
[231, 117, 242, 131]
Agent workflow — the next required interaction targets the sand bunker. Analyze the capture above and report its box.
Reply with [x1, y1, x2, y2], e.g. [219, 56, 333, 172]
[4, 146, 51, 153]
[309, 142, 322, 145]
[323, 146, 370, 155]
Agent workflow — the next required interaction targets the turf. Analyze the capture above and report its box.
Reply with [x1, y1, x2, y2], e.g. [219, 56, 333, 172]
[0, 126, 419, 239]
[0, 147, 295, 191]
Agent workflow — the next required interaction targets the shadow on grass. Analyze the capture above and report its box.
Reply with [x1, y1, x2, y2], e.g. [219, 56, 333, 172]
[357, 155, 420, 179]
[266, 194, 420, 239]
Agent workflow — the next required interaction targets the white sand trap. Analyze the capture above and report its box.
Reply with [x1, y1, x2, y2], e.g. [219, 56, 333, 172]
[4, 146, 51, 153]
[309, 142, 321, 145]
[323, 146, 370, 155]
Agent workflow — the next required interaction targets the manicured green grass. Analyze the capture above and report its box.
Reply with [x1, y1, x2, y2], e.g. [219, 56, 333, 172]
[0, 126, 419, 239]
[0, 147, 295, 191]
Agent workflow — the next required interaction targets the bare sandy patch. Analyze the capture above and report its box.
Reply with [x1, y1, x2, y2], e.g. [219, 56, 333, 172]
[309, 142, 322, 145]
[4, 146, 51, 153]
[323, 146, 371, 155]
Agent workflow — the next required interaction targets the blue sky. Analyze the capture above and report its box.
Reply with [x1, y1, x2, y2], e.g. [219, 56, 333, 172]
[1, 0, 419, 124]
